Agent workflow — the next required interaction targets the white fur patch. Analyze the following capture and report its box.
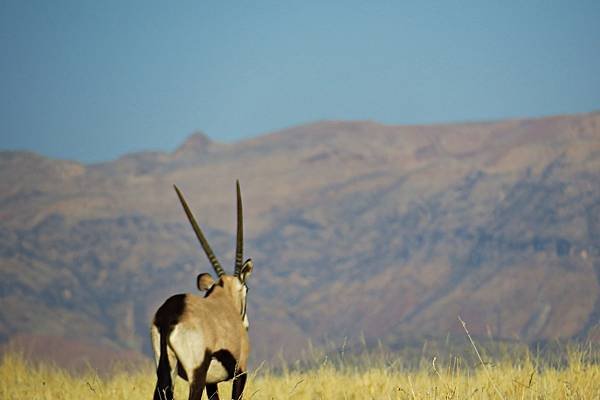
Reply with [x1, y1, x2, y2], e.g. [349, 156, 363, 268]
[169, 325, 206, 379]
[206, 358, 230, 383]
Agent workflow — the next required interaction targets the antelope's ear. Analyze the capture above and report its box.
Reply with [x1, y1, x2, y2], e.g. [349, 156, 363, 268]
[197, 273, 215, 291]
[239, 259, 253, 283]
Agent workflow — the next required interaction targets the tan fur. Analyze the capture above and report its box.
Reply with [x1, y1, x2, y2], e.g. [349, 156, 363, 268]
[151, 273, 251, 399]
[177, 276, 250, 375]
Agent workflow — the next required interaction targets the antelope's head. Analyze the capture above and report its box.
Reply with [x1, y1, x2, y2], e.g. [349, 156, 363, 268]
[174, 181, 253, 328]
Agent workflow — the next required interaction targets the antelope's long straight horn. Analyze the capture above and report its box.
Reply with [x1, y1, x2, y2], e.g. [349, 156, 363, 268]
[234, 180, 244, 276]
[174, 185, 225, 277]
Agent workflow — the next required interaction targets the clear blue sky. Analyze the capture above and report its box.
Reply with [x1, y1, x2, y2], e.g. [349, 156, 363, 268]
[1, 1, 599, 163]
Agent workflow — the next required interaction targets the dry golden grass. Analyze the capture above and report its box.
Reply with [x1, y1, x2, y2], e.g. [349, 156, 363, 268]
[1, 345, 599, 400]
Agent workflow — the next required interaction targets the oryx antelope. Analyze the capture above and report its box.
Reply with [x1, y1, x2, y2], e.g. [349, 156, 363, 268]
[151, 181, 253, 400]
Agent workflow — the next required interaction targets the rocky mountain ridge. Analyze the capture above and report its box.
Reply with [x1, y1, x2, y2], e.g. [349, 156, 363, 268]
[1, 112, 599, 366]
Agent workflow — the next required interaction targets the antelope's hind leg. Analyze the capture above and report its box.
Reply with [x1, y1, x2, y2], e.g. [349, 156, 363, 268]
[206, 383, 219, 400]
[187, 352, 211, 400]
[231, 370, 247, 400]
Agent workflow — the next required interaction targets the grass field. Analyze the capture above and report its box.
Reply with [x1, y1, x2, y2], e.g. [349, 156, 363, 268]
[2, 341, 599, 400]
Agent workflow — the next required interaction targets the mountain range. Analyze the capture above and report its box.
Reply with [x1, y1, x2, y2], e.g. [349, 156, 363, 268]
[1, 112, 599, 368]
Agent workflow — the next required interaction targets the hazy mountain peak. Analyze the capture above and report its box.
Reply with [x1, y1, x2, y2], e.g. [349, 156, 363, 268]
[173, 131, 214, 158]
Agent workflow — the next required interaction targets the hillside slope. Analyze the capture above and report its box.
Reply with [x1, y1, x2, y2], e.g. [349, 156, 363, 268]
[1, 112, 599, 365]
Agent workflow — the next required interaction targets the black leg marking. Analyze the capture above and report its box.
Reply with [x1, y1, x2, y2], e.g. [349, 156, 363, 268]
[211, 350, 237, 380]
[206, 383, 220, 400]
[231, 370, 247, 400]
[178, 363, 188, 381]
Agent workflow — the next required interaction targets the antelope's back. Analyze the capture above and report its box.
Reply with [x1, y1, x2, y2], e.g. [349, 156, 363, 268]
[153, 293, 248, 358]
